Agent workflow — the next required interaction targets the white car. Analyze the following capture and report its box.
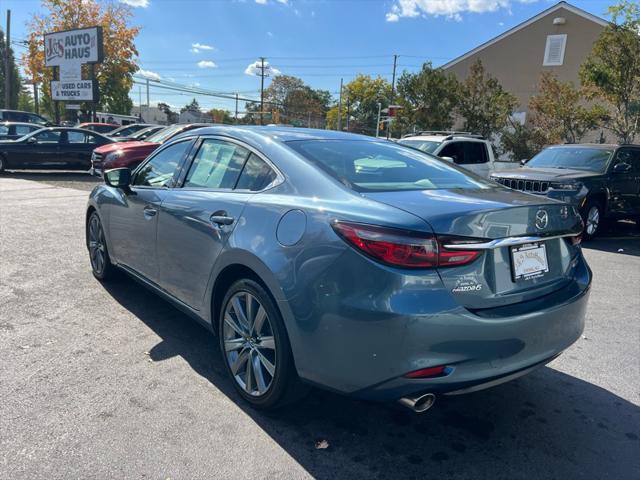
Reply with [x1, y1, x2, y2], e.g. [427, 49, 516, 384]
[398, 131, 496, 178]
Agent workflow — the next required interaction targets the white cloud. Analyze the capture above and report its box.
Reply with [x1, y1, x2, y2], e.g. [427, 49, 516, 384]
[138, 69, 161, 81]
[197, 60, 217, 69]
[385, 0, 536, 21]
[244, 60, 281, 76]
[255, 0, 267, 3]
[255, 0, 289, 5]
[276, 0, 289, 3]
[266, 31, 274, 37]
[190, 42, 215, 53]
[119, 0, 150, 7]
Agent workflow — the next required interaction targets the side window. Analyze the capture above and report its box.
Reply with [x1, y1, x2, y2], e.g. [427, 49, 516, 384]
[33, 130, 61, 143]
[133, 141, 192, 188]
[15, 125, 36, 136]
[0, 125, 8, 135]
[184, 139, 249, 189]
[439, 142, 464, 164]
[461, 142, 488, 164]
[236, 153, 277, 191]
[67, 131, 89, 143]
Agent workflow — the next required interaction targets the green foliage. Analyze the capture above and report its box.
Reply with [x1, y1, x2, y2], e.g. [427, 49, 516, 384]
[500, 119, 548, 162]
[157, 102, 178, 124]
[580, 0, 640, 143]
[208, 108, 234, 124]
[394, 63, 459, 134]
[456, 60, 518, 139]
[0, 30, 21, 109]
[339, 75, 391, 134]
[530, 72, 608, 144]
[181, 98, 201, 114]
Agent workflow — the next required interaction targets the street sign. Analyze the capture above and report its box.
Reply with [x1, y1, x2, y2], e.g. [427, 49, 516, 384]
[51, 80, 94, 101]
[60, 62, 82, 82]
[65, 104, 81, 110]
[44, 27, 104, 67]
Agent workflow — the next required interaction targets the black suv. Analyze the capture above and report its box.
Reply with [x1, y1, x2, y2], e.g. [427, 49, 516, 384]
[491, 144, 640, 240]
[0, 109, 50, 126]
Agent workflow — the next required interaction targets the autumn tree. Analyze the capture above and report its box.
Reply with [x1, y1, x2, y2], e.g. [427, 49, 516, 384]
[580, 1, 640, 143]
[394, 63, 459, 134]
[24, 0, 140, 118]
[456, 60, 517, 138]
[208, 108, 233, 124]
[262, 75, 330, 127]
[326, 75, 391, 134]
[529, 72, 608, 144]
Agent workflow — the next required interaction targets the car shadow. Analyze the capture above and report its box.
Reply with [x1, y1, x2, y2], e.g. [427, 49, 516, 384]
[101, 277, 639, 479]
[584, 220, 640, 257]
[2, 170, 98, 182]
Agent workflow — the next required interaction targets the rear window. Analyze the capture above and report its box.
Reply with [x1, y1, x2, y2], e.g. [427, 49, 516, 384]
[287, 140, 490, 192]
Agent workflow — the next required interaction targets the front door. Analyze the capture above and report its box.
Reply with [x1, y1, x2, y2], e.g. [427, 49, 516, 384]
[156, 138, 254, 309]
[608, 147, 640, 216]
[107, 139, 194, 283]
[15, 129, 62, 168]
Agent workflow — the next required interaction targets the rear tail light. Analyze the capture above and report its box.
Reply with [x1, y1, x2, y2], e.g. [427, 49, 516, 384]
[331, 221, 482, 269]
[404, 365, 449, 378]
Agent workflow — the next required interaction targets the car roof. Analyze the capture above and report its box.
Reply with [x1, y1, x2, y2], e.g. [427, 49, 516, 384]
[176, 125, 380, 143]
[0, 121, 41, 127]
[545, 143, 626, 149]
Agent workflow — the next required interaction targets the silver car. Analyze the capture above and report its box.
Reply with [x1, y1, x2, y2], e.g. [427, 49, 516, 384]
[86, 126, 591, 412]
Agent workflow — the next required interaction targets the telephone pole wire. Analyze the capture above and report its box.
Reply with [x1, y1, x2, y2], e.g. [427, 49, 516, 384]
[259, 57, 266, 125]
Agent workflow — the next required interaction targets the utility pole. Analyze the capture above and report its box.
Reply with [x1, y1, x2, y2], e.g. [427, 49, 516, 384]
[235, 93, 239, 124]
[346, 95, 350, 132]
[146, 78, 150, 121]
[138, 86, 142, 121]
[259, 57, 266, 126]
[375, 102, 381, 138]
[33, 82, 39, 114]
[337, 78, 343, 131]
[4, 10, 11, 108]
[387, 54, 398, 140]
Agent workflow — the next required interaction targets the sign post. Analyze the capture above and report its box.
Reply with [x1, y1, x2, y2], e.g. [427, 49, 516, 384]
[44, 26, 103, 123]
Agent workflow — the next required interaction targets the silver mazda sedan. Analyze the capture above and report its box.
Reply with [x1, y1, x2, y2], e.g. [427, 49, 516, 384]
[86, 126, 591, 412]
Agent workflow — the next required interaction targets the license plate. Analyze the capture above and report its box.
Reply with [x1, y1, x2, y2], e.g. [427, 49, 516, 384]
[511, 243, 549, 281]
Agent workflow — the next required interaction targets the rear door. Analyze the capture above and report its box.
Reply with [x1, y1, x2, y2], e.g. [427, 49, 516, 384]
[60, 130, 103, 169]
[156, 138, 277, 309]
[108, 139, 194, 283]
[607, 147, 640, 216]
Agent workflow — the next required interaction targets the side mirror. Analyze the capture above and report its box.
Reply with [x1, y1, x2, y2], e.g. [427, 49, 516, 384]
[440, 156, 455, 163]
[105, 167, 131, 189]
[612, 162, 632, 174]
[520, 159, 528, 166]
[27, 137, 37, 144]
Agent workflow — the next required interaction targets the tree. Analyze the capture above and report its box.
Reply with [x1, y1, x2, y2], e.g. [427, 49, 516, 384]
[500, 118, 548, 162]
[181, 98, 201, 114]
[262, 75, 331, 127]
[157, 102, 178, 124]
[580, 1, 640, 144]
[24, 0, 140, 117]
[325, 75, 390, 134]
[0, 28, 21, 109]
[394, 63, 459, 134]
[208, 108, 233, 124]
[529, 72, 608, 144]
[17, 80, 35, 112]
[456, 60, 517, 138]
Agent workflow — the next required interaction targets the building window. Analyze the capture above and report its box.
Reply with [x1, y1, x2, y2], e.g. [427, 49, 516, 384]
[543, 34, 567, 66]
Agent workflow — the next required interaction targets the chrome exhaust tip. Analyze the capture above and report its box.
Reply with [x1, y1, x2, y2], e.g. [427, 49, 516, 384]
[398, 393, 436, 413]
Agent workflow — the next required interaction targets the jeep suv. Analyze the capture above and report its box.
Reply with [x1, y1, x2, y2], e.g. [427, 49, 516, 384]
[491, 144, 640, 239]
[398, 131, 495, 178]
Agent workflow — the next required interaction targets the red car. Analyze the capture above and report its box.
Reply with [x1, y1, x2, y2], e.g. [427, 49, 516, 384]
[78, 122, 119, 134]
[90, 123, 210, 176]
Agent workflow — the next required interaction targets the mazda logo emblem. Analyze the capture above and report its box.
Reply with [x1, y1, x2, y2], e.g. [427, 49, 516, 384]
[535, 210, 549, 230]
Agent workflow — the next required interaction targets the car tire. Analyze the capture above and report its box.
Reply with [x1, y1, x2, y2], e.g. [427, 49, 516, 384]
[0, 155, 6, 174]
[87, 211, 116, 281]
[581, 200, 603, 241]
[218, 278, 308, 409]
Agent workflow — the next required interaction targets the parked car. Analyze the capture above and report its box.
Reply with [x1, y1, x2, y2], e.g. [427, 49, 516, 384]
[0, 109, 50, 126]
[107, 123, 156, 140]
[86, 126, 590, 412]
[0, 127, 114, 172]
[398, 131, 496, 178]
[111, 125, 164, 143]
[78, 122, 119, 134]
[0, 122, 43, 140]
[491, 144, 640, 240]
[90, 123, 210, 176]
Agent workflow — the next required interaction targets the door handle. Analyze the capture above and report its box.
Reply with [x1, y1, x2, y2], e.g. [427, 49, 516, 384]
[143, 206, 157, 217]
[210, 212, 234, 226]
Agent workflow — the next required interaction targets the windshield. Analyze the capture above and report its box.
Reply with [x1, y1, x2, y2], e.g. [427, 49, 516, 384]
[397, 138, 441, 154]
[287, 139, 491, 192]
[526, 147, 613, 172]
[110, 125, 138, 137]
[144, 124, 184, 143]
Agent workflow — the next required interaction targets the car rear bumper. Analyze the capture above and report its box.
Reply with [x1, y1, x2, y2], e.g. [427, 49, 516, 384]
[285, 249, 591, 402]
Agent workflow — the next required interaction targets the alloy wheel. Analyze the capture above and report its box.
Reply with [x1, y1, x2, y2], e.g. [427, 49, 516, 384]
[586, 206, 600, 236]
[223, 291, 277, 396]
[88, 214, 106, 275]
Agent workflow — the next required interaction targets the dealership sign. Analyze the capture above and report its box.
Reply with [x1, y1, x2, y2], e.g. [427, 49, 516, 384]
[51, 80, 95, 101]
[44, 27, 103, 67]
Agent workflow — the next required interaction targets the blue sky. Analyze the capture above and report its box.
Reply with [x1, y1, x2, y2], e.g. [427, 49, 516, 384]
[4, 0, 613, 113]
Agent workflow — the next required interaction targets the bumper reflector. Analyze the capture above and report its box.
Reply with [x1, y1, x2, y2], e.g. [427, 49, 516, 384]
[404, 365, 448, 379]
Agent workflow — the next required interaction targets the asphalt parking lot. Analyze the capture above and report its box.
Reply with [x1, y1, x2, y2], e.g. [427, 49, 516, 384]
[1, 172, 638, 480]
